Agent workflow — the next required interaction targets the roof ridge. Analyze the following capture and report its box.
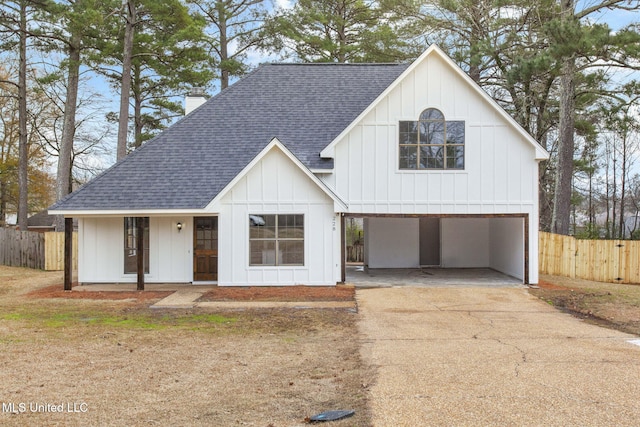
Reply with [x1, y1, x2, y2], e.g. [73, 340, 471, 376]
[266, 62, 408, 67]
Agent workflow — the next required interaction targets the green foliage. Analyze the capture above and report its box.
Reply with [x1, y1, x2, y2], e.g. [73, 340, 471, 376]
[188, 0, 269, 89]
[262, 0, 412, 63]
[0, 308, 236, 330]
[574, 223, 602, 240]
[345, 218, 363, 246]
[100, 0, 212, 148]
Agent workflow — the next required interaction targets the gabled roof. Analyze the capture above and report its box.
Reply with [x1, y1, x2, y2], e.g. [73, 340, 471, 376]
[50, 62, 409, 213]
[206, 138, 348, 212]
[321, 45, 549, 161]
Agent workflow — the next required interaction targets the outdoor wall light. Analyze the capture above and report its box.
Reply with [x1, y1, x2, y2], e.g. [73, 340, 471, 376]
[177, 222, 183, 232]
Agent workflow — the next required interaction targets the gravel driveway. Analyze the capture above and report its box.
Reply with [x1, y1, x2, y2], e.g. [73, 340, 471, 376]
[357, 287, 640, 426]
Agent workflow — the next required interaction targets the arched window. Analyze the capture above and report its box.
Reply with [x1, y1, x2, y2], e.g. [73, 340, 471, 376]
[399, 108, 465, 170]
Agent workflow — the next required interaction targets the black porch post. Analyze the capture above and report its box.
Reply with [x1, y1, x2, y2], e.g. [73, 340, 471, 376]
[64, 217, 73, 291]
[136, 217, 145, 291]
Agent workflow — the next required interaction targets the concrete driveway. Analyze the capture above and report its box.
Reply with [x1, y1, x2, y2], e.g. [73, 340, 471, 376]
[357, 287, 640, 426]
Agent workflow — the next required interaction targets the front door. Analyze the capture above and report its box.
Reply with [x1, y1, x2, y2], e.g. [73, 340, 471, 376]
[194, 217, 218, 281]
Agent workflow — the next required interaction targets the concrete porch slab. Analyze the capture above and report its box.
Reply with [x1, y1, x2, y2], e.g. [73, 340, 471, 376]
[347, 267, 523, 288]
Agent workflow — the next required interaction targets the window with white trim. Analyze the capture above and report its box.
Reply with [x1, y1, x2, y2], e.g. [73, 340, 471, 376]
[399, 108, 465, 170]
[249, 214, 304, 266]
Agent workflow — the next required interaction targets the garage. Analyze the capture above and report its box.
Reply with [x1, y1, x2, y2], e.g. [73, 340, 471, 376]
[343, 214, 528, 285]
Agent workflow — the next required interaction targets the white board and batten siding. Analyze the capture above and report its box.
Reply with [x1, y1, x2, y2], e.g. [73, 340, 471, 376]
[320, 52, 541, 283]
[77, 216, 192, 284]
[216, 145, 341, 286]
[323, 53, 538, 213]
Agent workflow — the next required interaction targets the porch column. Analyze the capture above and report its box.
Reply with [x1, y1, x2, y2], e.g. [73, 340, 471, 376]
[340, 213, 346, 283]
[64, 217, 73, 291]
[136, 217, 145, 291]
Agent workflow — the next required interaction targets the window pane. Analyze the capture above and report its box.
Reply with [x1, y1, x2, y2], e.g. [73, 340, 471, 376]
[250, 240, 276, 266]
[419, 121, 430, 144]
[249, 215, 275, 239]
[124, 217, 149, 274]
[280, 240, 304, 265]
[399, 121, 418, 144]
[446, 145, 465, 169]
[419, 108, 444, 120]
[447, 121, 465, 144]
[420, 146, 444, 169]
[427, 121, 445, 145]
[278, 214, 303, 238]
[399, 145, 418, 169]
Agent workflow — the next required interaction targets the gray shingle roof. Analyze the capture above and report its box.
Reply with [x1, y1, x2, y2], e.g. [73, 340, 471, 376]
[51, 62, 409, 211]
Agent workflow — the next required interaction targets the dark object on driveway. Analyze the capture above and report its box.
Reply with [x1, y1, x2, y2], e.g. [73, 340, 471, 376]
[309, 409, 355, 422]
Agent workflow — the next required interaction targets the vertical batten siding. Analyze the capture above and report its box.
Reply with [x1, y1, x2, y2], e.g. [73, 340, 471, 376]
[219, 146, 338, 286]
[319, 49, 541, 282]
[77, 216, 191, 284]
[78, 217, 121, 283]
[154, 217, 192, 283]
[329, 52, 536, 216]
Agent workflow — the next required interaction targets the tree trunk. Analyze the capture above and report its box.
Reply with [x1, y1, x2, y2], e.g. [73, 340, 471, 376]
[619, 133, 627, 239]
[467, 2, 483, 83]
[117, 0, 135, 161]
[17, 0, 28, 230]
[0, 176, 6, 227]
[612, 157, 617, 237]
[605, 138, 611, 238]
[133, 63, 143, 149]
[551, 0, 578, 236]
[218, 4, 229, 90]
[551, 55, 576, 235]
[55, 34, 81, 232]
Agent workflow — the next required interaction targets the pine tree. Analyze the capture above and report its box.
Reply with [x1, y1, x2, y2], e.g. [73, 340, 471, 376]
[262, 0, 412, 63]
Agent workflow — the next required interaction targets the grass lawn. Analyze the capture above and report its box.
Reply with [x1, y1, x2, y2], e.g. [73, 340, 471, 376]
[0, 267, 369, 427]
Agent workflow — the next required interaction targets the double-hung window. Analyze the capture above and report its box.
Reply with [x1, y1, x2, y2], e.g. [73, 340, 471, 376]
[249, 214, 304, 266]
[399, 108, 465, 170]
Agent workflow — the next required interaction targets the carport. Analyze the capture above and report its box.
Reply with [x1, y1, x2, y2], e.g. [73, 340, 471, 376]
[341, 213, 529, 285]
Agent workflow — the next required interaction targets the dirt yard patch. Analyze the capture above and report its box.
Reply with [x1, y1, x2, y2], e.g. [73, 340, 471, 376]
[27, 285, 173, 301]
[0, 267, 370, 426]
[531, 274, 640, 336]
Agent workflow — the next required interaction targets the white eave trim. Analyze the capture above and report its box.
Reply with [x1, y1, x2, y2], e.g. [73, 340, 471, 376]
[205, 137, 348, 212]
[320, 44, 550, 161]
[310, 168, 334, 174]
[47, 209, 211, 217]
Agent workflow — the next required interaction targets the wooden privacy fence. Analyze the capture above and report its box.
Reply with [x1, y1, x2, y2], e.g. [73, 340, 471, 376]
[0, 229, 77, 271]
[539, 231, 640, 284]
[346, 244, 364, 263]
[0, 229, 45, 269]
[44, 231, 78, 271]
